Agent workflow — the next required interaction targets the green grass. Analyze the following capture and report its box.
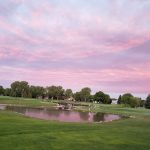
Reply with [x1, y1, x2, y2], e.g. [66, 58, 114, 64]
[0, 96, 150, 150]
[77, 104, 150, 116]
[0, 96, 56, 107]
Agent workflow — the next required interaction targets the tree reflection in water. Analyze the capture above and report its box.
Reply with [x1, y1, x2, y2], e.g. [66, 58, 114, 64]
[0, 105, 123, 123]
[93, 112, 105, 122]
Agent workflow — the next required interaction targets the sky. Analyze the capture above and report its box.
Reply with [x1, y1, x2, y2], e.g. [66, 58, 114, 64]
[0, 0, 150, 98]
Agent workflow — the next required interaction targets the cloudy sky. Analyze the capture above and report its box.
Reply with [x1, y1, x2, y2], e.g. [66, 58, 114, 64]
[0, 0, 150, 98]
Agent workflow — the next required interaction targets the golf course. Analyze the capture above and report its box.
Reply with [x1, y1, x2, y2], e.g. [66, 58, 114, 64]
[0, 96, 150, 150]
[1, 0, 150, 150]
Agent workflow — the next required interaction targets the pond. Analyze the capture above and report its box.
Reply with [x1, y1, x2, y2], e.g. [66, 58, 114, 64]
[0, 105, 124, 123]
[0, 104, 6, 110]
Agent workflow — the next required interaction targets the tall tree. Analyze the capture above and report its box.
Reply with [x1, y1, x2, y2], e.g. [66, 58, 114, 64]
[55, 86, 64, 100]
[145, 94, 150, 109]
[4, 88, 11, 96]
[11, 81, 21, 97]
[11, 81, 29, 97]
[104, 94, 111, 104]
[121, 93, 133, 106]
[117, 95, 122, 104]
[94, 91, 110, 104]
[20, 81, 30, 97]
[46, 86, 57, 99]
[46, 86, 64, 100]
[74, 92, 81, 101]
[65, 89, 73, 98]
[121, 93, 142, 107]
[80, 87, 91, 102]
[0, 85, 4, 95]
[30, 86, 45, 98]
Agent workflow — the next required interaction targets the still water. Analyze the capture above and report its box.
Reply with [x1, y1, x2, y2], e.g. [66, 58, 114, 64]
[0, 105, 124, 123]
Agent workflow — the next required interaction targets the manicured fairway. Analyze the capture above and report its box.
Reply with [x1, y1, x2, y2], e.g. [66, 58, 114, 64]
[0, 96, 55, 107]
[0, 97, 150, 150]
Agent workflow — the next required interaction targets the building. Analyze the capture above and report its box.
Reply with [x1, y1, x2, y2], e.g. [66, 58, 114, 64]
[111, 98, 118, 104]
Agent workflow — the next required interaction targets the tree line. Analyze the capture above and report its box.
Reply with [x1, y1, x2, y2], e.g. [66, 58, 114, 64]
[0, 81, 111, 103]
[0, 81, 150, 108]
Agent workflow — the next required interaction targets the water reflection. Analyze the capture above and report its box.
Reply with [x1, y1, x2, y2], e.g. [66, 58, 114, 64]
[0, 104, 6, 110]
[79, 112, 91, 121]
[0, 105, 123, 123]
[93, 112, 105, 122]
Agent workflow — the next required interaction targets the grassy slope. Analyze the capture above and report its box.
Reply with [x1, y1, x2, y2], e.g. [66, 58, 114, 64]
[0, 97, 150, 150]
[0, 96, 56, 107]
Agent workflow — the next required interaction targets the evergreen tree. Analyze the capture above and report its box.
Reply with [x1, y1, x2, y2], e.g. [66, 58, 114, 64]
[145, 94, 150, 109]
[0, 85, 4, 95]
[117, 95, 122, 104]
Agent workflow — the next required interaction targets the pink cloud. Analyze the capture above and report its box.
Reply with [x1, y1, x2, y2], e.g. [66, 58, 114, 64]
[1, 65, 150, 94]
[0, 0, 150, 97]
